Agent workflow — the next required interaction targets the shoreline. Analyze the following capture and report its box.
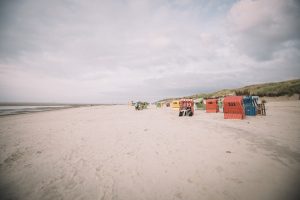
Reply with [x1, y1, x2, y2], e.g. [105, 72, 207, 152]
[0, 104, 123, 117]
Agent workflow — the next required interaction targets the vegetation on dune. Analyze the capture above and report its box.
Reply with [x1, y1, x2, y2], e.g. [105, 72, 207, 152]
[157, 79, 300, 103]
[235, 79, 300, 97]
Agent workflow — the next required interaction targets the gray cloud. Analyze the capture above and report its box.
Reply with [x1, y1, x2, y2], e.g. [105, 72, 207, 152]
[227, 0, 300, 60]
[0, 0, 299, 103]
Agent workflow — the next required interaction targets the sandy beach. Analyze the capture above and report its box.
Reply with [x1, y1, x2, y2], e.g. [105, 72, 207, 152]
[0, 101, 299, 200]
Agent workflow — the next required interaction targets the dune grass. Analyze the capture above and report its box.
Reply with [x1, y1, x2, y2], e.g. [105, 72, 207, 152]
[158, 79, 300, 102]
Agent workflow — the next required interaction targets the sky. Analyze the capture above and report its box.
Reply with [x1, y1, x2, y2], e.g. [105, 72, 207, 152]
[0, 0, 299, 104]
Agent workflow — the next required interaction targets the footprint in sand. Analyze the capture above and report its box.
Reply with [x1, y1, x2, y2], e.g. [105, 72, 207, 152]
[3, 150, 25, 167]
[187, 178, 193, 183]
[175, 192, 183, 199]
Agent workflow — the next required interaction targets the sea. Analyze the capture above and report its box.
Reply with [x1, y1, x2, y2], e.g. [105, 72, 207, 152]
[0, 104, 74, 116]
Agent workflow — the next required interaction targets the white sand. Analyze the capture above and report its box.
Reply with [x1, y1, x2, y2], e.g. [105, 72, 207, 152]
[0, 101, 300, 200]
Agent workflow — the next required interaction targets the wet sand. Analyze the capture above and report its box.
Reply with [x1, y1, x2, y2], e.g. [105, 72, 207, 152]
[0, 101, 299, 200]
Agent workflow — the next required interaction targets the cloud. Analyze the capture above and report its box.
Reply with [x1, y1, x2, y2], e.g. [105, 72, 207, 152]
[227, 0, 300, 60]
[0, 0, 299, 103]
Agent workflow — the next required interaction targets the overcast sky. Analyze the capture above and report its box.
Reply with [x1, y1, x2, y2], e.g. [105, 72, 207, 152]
[0, 0, 299, 103]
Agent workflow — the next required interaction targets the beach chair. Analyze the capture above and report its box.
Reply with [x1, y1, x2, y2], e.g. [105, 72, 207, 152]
[179, 99, 194, 117]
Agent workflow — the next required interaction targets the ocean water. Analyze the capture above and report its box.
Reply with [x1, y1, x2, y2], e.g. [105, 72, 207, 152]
[0, 105, 71, 116]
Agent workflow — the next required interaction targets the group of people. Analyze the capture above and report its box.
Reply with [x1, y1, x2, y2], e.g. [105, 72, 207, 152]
[134, 102, 148, 110]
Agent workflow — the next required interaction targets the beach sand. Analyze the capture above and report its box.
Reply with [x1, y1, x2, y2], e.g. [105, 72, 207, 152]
[0, 101, 299, 200]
